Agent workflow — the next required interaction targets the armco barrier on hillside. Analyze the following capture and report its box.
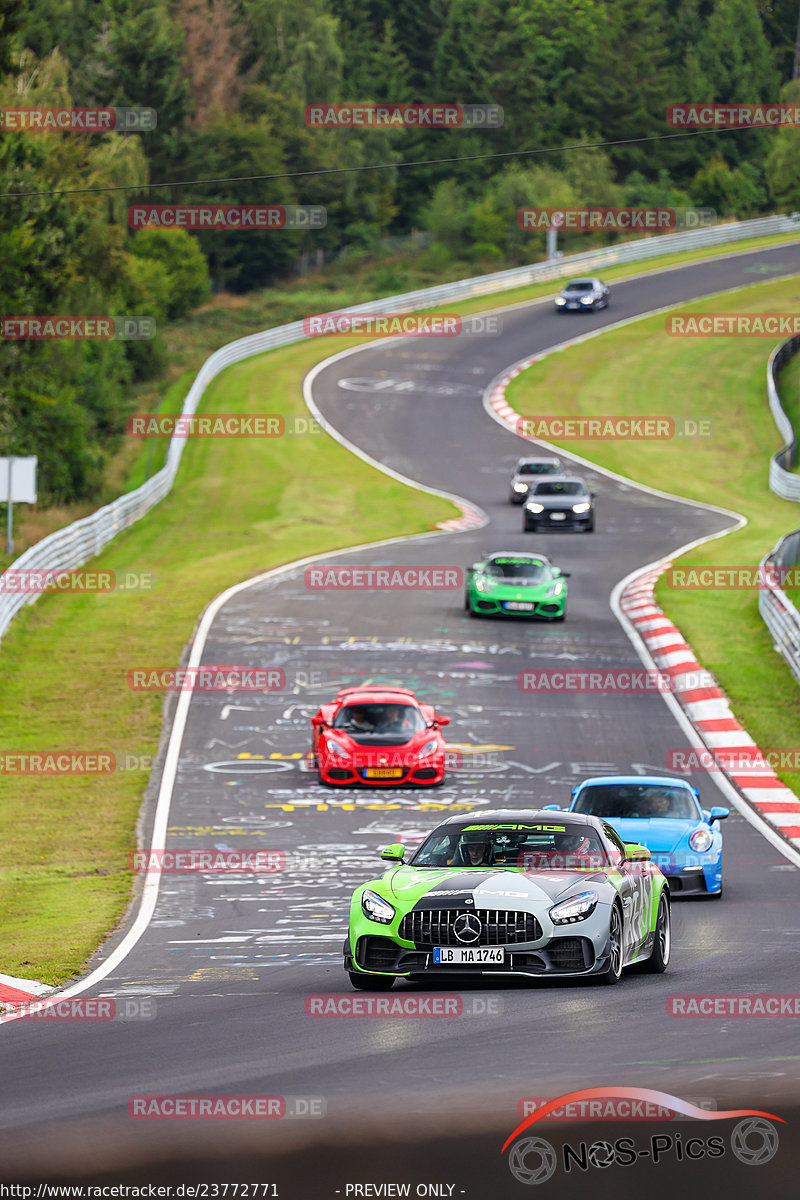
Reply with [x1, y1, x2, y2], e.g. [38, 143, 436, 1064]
[2, 214, 798, 647]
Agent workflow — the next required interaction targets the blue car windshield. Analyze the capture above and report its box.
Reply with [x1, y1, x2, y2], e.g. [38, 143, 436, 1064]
[573, 784, 698, 819]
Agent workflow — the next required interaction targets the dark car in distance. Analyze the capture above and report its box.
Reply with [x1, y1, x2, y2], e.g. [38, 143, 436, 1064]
[523, 477, 596, 532]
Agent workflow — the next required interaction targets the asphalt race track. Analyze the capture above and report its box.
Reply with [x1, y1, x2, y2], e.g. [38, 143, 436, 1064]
[4, 244, 800, 1193]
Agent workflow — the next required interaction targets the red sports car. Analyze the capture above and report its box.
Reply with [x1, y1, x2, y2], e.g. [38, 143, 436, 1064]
[311, 686, 449, 787]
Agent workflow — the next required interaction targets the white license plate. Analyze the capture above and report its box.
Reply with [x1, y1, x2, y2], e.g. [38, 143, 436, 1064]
[504, 601, 534, 611]
[549, 512, 566, 520]
[433, 947, 505, 965]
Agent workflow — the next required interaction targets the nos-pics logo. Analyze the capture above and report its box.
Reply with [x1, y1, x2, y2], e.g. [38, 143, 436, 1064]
[502, 1087, 782, 1185]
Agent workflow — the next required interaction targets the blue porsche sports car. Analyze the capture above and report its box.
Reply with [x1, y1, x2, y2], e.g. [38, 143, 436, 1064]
[546, 775, 729, 897]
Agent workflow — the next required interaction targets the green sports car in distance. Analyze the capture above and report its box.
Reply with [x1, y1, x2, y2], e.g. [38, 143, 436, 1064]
[464, 552, 568, 621]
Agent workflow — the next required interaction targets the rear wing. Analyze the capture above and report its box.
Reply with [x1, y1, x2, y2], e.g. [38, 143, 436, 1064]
[334, 685, 417, 701]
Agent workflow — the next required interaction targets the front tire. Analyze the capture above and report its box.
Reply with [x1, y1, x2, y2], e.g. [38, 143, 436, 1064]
[643, 893, 671, 973]
[523, 522, 536, 533]
[599, 904, 623, 985]
[348, 971, 396, 992]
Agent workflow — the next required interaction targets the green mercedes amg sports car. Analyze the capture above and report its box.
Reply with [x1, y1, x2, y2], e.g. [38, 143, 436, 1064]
[344, 810, 670, 989]
[464, 552, 568, 620]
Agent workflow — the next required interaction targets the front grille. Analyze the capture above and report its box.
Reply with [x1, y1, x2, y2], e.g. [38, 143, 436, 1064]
[413, 768, 438, 780]
[327, 768, 352, 780]
[399, 908, 541, 947]
[548, 938, 592, 970]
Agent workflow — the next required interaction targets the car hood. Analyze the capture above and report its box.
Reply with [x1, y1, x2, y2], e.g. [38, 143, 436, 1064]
[478, 576, 555, 597]
[383, 866, 607, 906]
[603, 817, 697, 853]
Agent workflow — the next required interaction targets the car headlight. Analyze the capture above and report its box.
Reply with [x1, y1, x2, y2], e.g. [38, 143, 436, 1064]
[549, 891, 598, 924]
[572, 502, 591, 513]
[689, 828, 713, 853]
[361, 889, 395, 924]
[326, 739, 349, 758]
[513, 482, 528, 492]
[526, 502, 544, 513]
[580, 295, 594, 304]
[545, 581, 564, 597]
[418, 738, 438, 760]
[555, 297, 566, 306]
[475, 576, 489, 592]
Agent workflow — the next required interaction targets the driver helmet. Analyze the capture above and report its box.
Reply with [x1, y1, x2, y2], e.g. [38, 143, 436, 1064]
[553, 831, 586, 854]
[459, 829, 491, 863]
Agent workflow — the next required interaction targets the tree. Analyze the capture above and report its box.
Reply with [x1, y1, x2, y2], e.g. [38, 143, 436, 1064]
[130, 226, 210, 317]
[766, 78, 800, 207]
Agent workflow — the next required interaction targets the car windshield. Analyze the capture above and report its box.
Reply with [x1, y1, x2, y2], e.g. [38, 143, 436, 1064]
[410, 823, 609, 870]
[333, 703, 426, 736]
[517, 462, 559, 475]
[484, 557, 549, 582]
[573, 784, 699, 819]
[564, 281, 593, 292]
[532, 481, 586, 497]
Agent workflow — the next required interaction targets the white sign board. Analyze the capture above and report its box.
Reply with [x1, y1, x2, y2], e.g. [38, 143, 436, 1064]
[0, 457, 37, 503]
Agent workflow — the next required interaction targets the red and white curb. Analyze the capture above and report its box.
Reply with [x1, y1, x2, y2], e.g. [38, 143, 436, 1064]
[0, 972, 53, 1007]
[619, 570, 800, 848]
[486, 351, 800, 852]
[437, 499, 485, 532]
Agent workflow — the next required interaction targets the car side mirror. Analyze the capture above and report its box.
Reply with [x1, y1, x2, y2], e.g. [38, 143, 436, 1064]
[380, 844, 405, 863]
[311, 715, 327, 727]
[590, 492, 597, 500]
[709, 806, 729, 822]
[624, 844, 651, 863]
[560, 571, 571, 578]
[437, 715, 450, 726]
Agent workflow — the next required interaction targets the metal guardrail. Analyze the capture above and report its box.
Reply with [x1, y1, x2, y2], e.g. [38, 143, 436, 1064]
[767, 334, 800, 500]
[759, 530, 800, 686]
[2, 212, 799, 645]
[760, 326, 800, 680]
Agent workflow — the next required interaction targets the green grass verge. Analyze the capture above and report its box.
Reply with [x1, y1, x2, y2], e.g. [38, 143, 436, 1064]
[0, 338, 455, 985]
[507, 273, 800, 797]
